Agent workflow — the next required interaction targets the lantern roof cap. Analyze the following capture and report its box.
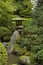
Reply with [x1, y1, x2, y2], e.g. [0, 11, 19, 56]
[12, 16, 29, 21]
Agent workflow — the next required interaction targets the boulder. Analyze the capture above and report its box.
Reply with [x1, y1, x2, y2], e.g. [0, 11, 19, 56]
[12, 50, 20, 55]
[19, 56, 31, 65]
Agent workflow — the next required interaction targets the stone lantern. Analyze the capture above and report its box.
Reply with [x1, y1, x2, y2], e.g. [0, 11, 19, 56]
[12, 17, 28, 35]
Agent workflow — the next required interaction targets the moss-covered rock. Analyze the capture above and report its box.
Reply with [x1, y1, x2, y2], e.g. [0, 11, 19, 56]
[19, 55, 31, 65]
[0, 42, 8, 65]
[11, 64, 17, 65]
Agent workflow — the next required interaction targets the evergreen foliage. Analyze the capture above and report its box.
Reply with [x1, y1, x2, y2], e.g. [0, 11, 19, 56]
[13, 0, 32, 17]
[35, 50, 43, 65]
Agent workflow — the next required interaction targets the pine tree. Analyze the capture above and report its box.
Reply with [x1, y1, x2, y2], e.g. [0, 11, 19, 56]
[33, 0, 43, 27]
[13, 0, 32, 17]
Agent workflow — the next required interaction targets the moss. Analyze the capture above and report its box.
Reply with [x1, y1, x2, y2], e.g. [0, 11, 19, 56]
[20, 55, 26, 60]
[11, 64, 17, 65]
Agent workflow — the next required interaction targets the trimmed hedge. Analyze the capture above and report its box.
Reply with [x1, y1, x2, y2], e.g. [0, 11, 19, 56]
[0, 42, 8, 65]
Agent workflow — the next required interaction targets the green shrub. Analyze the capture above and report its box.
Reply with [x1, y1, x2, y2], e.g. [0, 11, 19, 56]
[31, 45, 41, 53]
[35, 50, 43, 65]
[18, 37, 29, 48]
[23, 20, 43, 52]
[0, 27, 12, 41]
[0, 18, 15, 32]
[0, 42, 8, 65]
[30, 42, 43, 54]
[13, 44, 27, 55]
